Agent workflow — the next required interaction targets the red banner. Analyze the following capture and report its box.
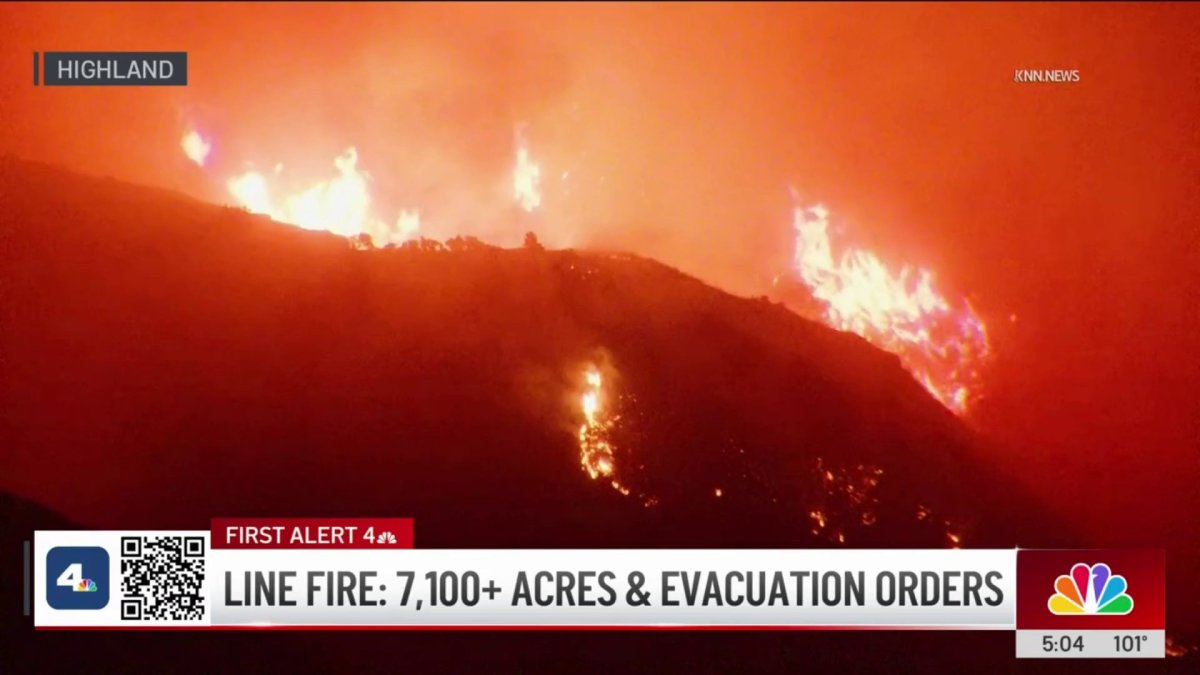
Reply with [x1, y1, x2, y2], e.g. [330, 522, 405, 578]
[210, 518, 414, 549]
[1015, 549, 1164, 630]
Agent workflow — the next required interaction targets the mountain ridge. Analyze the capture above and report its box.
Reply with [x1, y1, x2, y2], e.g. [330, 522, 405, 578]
[0, 155, 1053, 546]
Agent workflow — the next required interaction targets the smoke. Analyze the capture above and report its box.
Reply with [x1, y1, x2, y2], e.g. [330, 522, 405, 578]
[0, 4, 812, 292]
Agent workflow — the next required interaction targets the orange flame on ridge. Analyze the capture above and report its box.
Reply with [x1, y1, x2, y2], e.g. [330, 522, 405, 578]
[790, 205, 990, 414]
[182, 131, 420, 248]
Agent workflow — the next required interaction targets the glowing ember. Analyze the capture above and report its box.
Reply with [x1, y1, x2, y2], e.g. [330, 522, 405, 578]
[1166, 635, 1197, 658]
[809, 458, 883, 544]
[916, 503, 970, 548]
[941, 517, 969, 549]
[513, 143, 541, 213]
[789, 205, 989, 414]
[181, 130, 211, 167]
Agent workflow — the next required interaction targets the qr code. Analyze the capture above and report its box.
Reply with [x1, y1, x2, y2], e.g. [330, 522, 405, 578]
[120, 536, 206, 621]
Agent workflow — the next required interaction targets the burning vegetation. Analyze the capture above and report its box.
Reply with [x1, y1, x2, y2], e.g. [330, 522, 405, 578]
[180, 127, 990, 419]
[171, 126, 995, 549]
[578, 368, 620, 487]
[786, 205, 990, 415]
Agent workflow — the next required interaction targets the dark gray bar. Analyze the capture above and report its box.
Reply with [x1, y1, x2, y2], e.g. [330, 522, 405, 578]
[43, 51, 187, 86]
[33, 52, 39, 86]
[23, 540, 31, 616]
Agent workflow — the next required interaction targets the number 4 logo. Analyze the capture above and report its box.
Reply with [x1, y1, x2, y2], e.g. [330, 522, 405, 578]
[57, 563, 85, 590]
[46, 547, 109, 610]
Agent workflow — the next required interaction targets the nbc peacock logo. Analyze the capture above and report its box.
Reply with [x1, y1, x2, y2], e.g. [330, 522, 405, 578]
[1048, 562, 1134, 615]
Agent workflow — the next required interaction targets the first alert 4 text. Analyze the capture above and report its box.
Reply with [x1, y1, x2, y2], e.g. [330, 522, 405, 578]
[224, 569, 1005, 608]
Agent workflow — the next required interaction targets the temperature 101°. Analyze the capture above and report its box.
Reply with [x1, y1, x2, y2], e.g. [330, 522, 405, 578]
[1114, 634, 1148, 653]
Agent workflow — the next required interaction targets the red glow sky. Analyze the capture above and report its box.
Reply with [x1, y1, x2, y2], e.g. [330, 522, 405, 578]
[1, 3, 1197, 548]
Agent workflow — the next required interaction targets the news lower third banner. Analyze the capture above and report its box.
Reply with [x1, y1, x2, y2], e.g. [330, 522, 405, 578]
[30, 519, 1164, 658]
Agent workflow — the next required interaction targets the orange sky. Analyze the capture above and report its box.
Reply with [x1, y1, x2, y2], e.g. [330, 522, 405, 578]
[1, 2, 1197, 543]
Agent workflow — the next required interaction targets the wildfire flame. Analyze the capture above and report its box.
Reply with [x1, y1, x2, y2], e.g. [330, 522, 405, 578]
[182, 124, 988, 416]
[578, 367, 630, 496]
[790, 205, 989, 414]
[181, 130, 210, 167]
[181, 131, 419, 247]
[513, 143, 541, 213]
[579, 368, 615, 479]
[224, 146, 420, 248]
[185, 129, 546, 248]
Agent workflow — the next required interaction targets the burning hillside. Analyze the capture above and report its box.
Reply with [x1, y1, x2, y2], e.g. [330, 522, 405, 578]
[1, 156, 1043, 546]
[781, 205, 990, 414]
[5, 156, 1191, 672]
[178, 129, 990, 417]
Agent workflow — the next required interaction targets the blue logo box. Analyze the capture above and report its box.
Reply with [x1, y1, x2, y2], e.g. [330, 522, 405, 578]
[46, 546, 110, 610]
